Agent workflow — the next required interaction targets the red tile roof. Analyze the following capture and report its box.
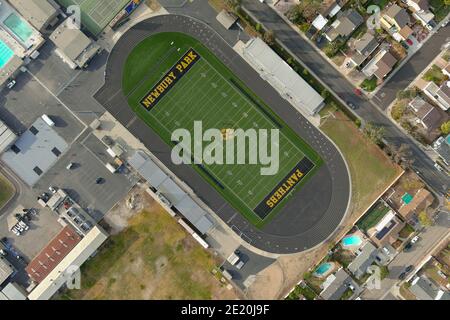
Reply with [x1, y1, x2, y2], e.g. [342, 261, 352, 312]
[26, 226, 81, 283]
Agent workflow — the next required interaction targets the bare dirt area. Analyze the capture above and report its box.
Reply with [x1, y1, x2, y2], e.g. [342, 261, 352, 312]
[60, 185, 238, 300]
[246, 108, 403, 299]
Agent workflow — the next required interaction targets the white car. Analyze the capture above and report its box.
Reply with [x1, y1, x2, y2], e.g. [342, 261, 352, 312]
[411, 236, 420, 244]
[49, 186, 58, 194]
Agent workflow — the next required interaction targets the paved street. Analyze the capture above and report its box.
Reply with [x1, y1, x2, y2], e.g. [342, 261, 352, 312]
[240, 0, 449, 195]
[361, 210, 450, 300]
[374, 27, 450, 109]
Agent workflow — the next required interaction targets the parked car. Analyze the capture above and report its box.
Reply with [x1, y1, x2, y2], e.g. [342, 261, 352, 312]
[236, 260, 245, 270]
[6, 80, 16, 89]
[405, 265, 414, 273]
[411, 236, 420, 244]
[49, 186, 58, 194]
[404, 242, 413, 252]
[399, 272, 407, 280]
[347, 101, 357, 110]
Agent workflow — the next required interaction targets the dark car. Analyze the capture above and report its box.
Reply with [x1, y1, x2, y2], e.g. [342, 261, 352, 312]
[96, 177, 105, 185]
[404, 242, 413, 252]
[405, 265, 414, 273]
[399, 272, 407, 280]
[347, 102, 357, 110]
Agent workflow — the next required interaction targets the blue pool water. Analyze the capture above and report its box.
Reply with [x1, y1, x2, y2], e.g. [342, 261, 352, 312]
[0, 40, 14, 69]
[342, 235, 362, 247]
[4, 13, 33, 43]
[315, 262, 333, 276]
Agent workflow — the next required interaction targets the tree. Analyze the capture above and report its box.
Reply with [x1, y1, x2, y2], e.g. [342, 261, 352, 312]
[225, 0, 241, 11]
[363, 122, 385, 145]
[263, 30, 275, 46]
[418, 211, 432, 226]
[391, 102, 406, 121]
[441, 121, 450, 135]
[321, 89, 330, 100]
[286, 6, 305, 24]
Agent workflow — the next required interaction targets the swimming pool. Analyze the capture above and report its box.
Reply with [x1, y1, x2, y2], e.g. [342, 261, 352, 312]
[314, 262, 333, 276]
[0, 40, 14, 69]
[3, 13, 33, 43]
[342, 235, 362, 247]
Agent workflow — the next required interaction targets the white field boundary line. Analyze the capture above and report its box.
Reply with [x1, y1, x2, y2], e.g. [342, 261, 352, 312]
[26, 69, 89, 142]
[137, 49, 313, 219]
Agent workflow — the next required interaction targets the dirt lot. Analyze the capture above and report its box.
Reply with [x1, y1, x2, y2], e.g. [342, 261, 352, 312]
[59, 185, 238, 300]
[247, 108, 403, 299]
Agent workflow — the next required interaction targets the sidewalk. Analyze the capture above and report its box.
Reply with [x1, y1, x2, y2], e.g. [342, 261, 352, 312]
[268, 3, 450, 102]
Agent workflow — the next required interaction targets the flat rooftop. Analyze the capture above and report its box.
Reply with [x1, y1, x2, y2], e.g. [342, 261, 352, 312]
[1, 116, 68, 186]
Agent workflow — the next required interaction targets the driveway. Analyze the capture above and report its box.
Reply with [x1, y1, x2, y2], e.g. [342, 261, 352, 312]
[240, 0, 450, 195]
[361, 210, 450, 300]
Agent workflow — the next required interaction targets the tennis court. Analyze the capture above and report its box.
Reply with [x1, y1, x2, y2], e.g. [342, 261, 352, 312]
[57, 0, 129, 35]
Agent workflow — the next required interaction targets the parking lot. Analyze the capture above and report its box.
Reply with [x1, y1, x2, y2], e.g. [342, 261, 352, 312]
[0, 71, 85, 144]
[0, 35, 137, 271]
[220, 245, 275, 291]
[33, 131, 137, 222]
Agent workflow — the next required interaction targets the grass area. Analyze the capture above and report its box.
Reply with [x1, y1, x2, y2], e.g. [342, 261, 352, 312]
[366, 0, 390, 10]
[0, 174, 14, 209]
[286, 283, 318, 300]
[423, 64, 449, 85]
[430, 0, 450, 22]
[340, 287, 354, 300]
[331, 249, 355, 268]
[356, 202, 390, 232]
[400, 283, 416, 300]
[123, 32, 323, 227]
[360, 76, 378, 92]
[423, 263, 449, 287]
[379, 265, 389, 280]
[58, 205, 234, 300]
[56, 0, 129, 35]
[320, 110, 402, 224]
[398, 224, 414, 239]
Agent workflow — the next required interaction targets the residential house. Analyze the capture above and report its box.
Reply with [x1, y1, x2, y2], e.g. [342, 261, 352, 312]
[325, 9, 364, 42]
[320, 268, 357, 300]
[410, 276, 450, 300]
[443, 63, 450, 78]
[374, 51, 398, 79]
[432, 135, 450, 165]
[368, 210, 405, 247]
[407, 0, 435, 29]
[321, 0, 346, 18]
[350, 32, 380, 66]
[347, 242, 378, 279]
[381, 4, 412, 41]
[423, 81, 450, 111]
[409, 96, 446, 131]
[407, 0, 429, 12]
[312, 14, 329, 32]
[398, 188, 434, 221]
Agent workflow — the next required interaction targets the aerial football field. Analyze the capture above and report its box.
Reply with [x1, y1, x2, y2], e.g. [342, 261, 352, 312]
[123, 32, 323, 227]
